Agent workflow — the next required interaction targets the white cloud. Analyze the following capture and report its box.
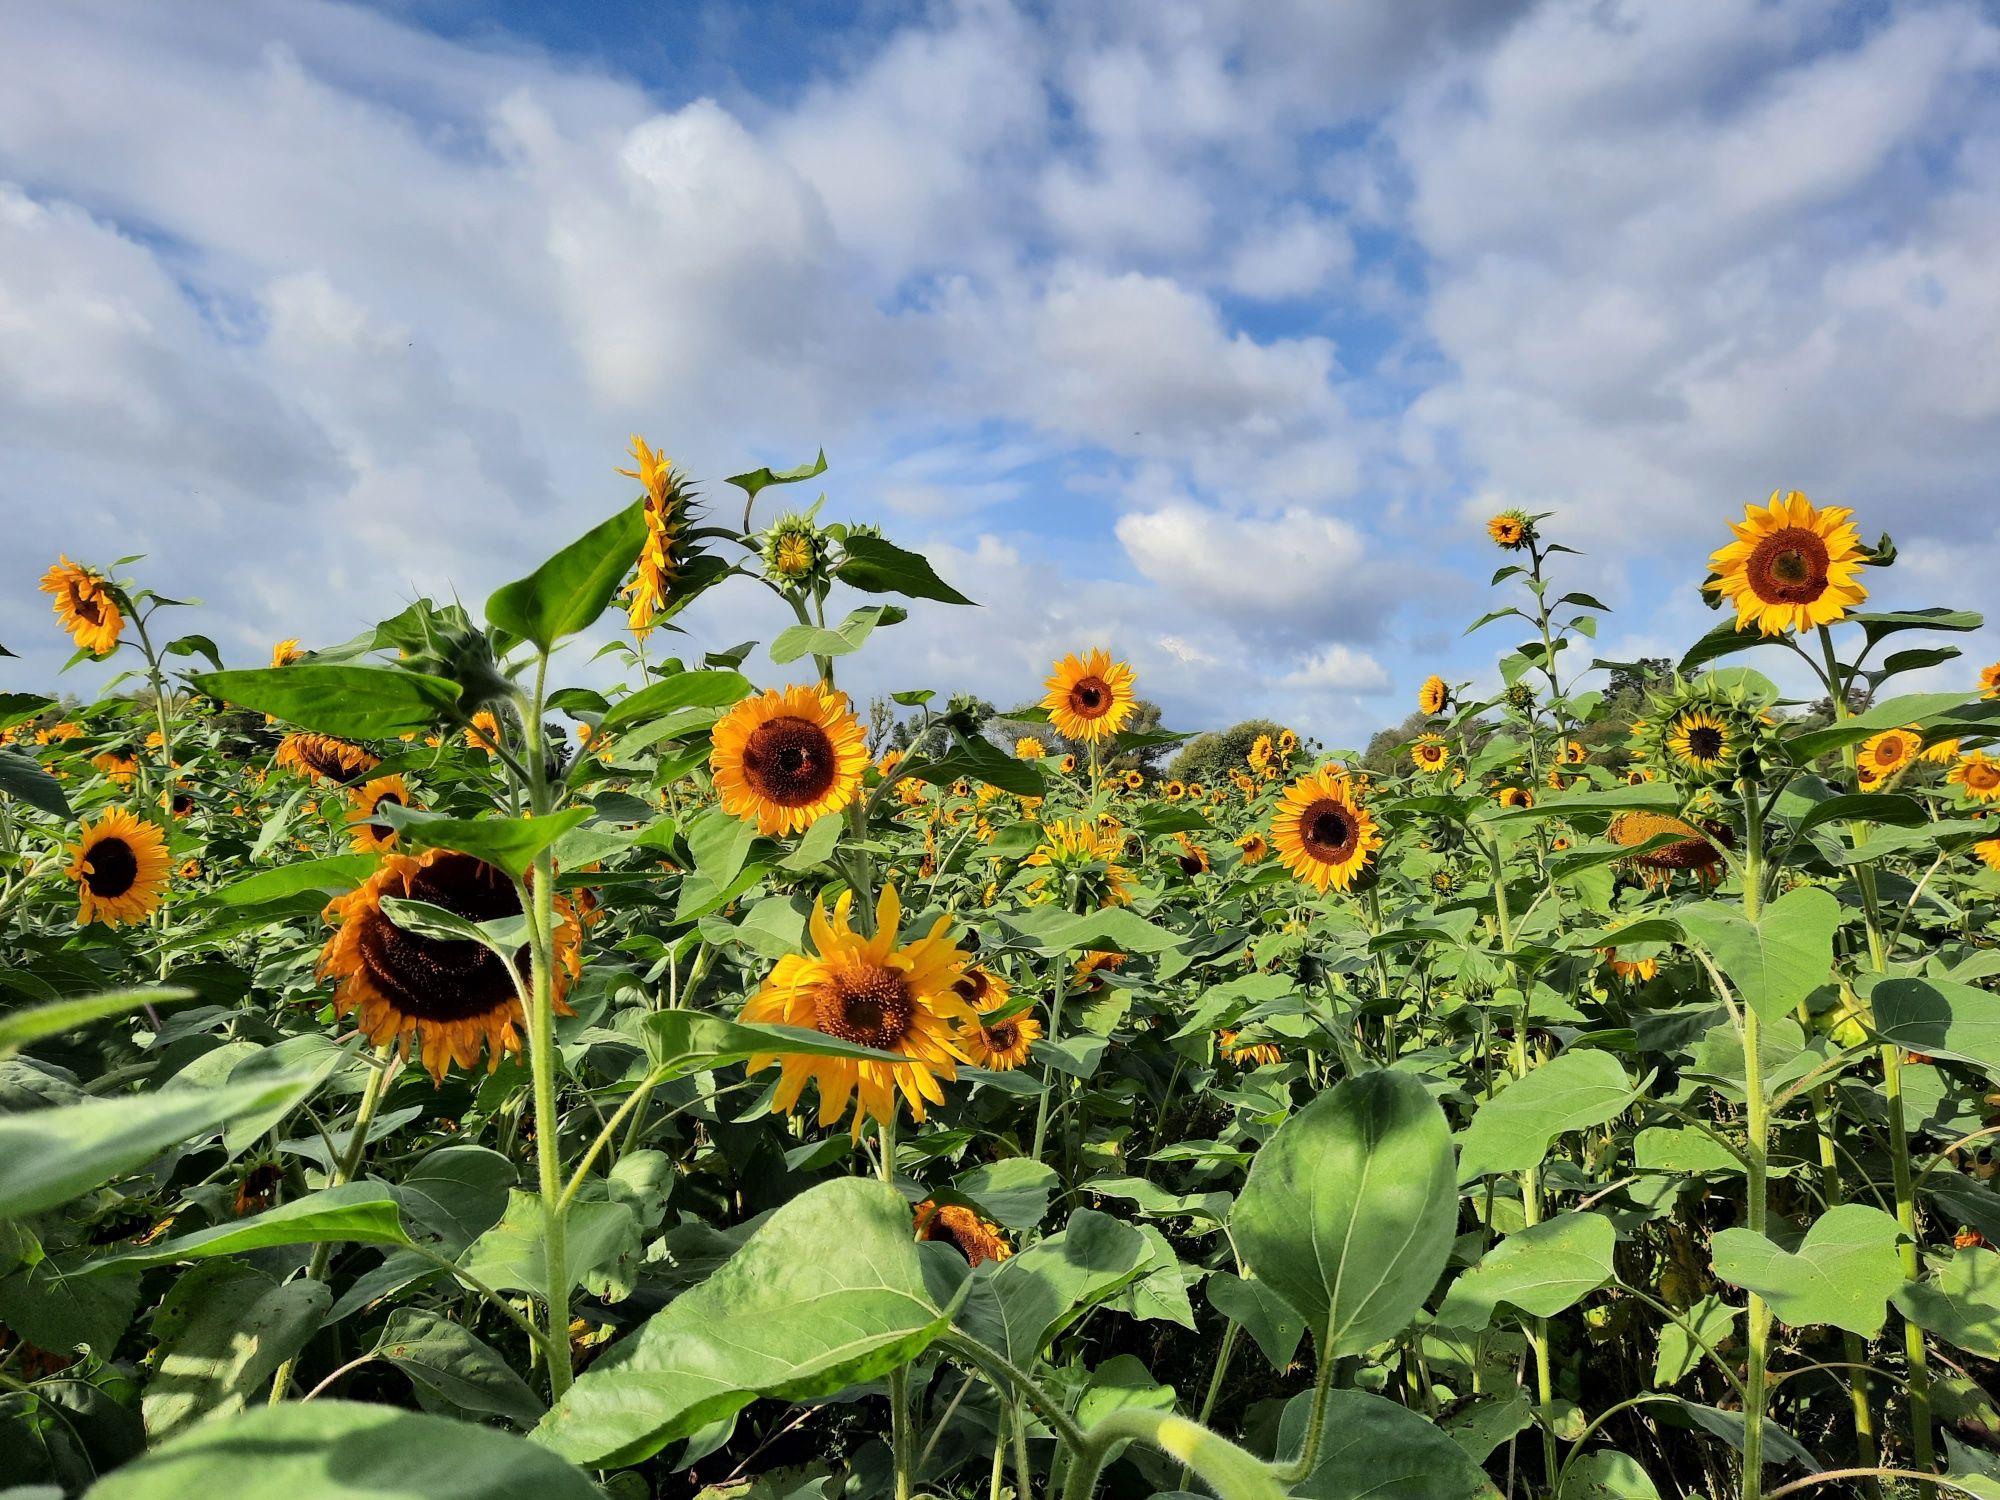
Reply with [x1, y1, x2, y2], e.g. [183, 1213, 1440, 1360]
[1279, 644, 1392, 694]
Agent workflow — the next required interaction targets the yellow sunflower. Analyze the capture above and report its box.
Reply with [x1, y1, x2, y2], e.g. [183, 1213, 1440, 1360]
[616, 435, 692, 641]
[91, 750, 139, 787]
[710, 684, 869, 835]
[1271, 765, 1382, 893]
[913, 1200, 1012, 1267]
[1599, 948, 1658, 983]
[1058, 754, 1078, 774]
[1974, 835, 2000, 872]
[463, 710, 506, 758]
[1248, 734, 1274, 772]
[1174, 832, 1211, 877]
[1665, 710, 1732, 776]
[347, 774, 413, 854]
[66, 807, 171, 926]
[961, 1008, 1041, 1072]
[1220, 1029, 1283, 1068]
[1418, 675, 1449, 716]
[1122, 768, 1144, 791]
[1562, 739, 1588, 766]
[1983, 662, 2000, 701]
[1859, 727, 1921, 780]
[1041, 649, 1137, 743]
[1487, 512, 1530, 550]
[1497, 786, 1535, 809]
[1608, 811, 1727, 890]
[1409, 734, 1451, 773]
[1950, 751, 2000, 804]
[1705, 490, 1867, 635]
[39, 556, 123, 655]
[1025, 819, 1133, 907]
[1276, 729, 1298, 756]
[740, 885, 974, 1137]
[319, 849, 580, 1079]
[1922, 737, 1960, 765]
[271, 638, 304, 668]
[1015, 737, 1046, 760]
[1072, 950, 1127, 990]
[1235, 831, 1270, 864]
[1163, 779, 1186, 801]
[276, 733, 381, 785]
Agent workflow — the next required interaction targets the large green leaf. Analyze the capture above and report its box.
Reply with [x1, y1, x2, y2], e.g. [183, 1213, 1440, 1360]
[211, 855, 379, 907]
[1894, 1248, 2000, 1359]
[1457, 1051, 1633, 1183]
[1231, 1071, 1457, 1357]
[1711, 1204, 1906, 1336]
[598, 670, 752, 734]
[90, 1182, 410, 1272]
[485, 499, 648, 651]
[769, 604, 907, 665]
[192, 664, 460, 737]
[373, 805, 590, 880]
[378, 1308, 545, 1429]
[1870, 977, 2000, 1076]
[954, 1209, 1149, 1364]
[836, 534, 975, 605]
[1284, 1389, 1502, 1499]
[0, 745, 71, 816]
[1676, 886, 1839, 1024]
[533, 1177, 966, 1467]
[1206, 1271, 1306, 1370]
[1437, 1212, 1618, 1330]
[458, 1190, 640, 1304]
[0, 1075, 313, 1219]
[88, 1400, 602, 1500]
[0, 985, 193, 1060]
[994, 905, 1184, 956]
[142, 1261, 329, 1439]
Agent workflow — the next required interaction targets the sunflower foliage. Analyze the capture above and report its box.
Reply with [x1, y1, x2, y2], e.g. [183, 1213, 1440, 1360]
[3, 470, 2000, 1500]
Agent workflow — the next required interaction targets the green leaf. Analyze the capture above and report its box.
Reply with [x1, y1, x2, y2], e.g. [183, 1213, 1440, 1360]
[90, 1182, 410, 1272]
[0, 986, 194, 1060]
[769, 604, 908, 665]
[89, 1400, 602, 1500]
[1675, 886, 1840, 1025]
[1784, 691, 1973, 762]
[192, 665, 460, 737]
[0, 747, 70, 817]
[485, 499, 648, 651]
[0, 692, 54, 731]
[211, 855, 380, 907]
[458, 1190, 638, 1304]
[1558, 1451, 1664, 1499]
[1457, 1051, 1633, 1183]
[951, 1158, 1059, 1232]
[1870, 977, 2000, 1077]
[727, 449, 827, 500]
[638, 1010, 907, 1080]
[1284, 1389, 1502, 1499]
[142, 1261, 331, 1439]
[958, 1209, 1149, 1364]
[373, 805, 590, 880]
[1677, 620, 1781, 676]
[598, 670, 752, 734]
[0, 1075, 313, 1219]
[1437, 1212, 1617, 1330]
[1711, 1203, 1906, 1336]
[835, 535, 975, 605]
[1894, 1248, 2000, 1359]
[993, 905, 1184, 957]
[1206, 1271, 1305, 1370]
[1231, 1071, 1458, 1356]
[0, 1252, 139, 1355]
[534, 1177, 966, 1467]
[1654, 1294, 1739, 1387]
[378, 1308, 545, 1429]
[1792, 792, 1929, 836]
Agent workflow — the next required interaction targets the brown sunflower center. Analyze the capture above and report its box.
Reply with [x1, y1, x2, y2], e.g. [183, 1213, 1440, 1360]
[358, 853, 523, 1023]
[953, 968, 992, 1006]
[814, 964, 914, 1049]
[1178, 853, 1205, 876]
[84, 837, 139, 897]
[1968, 763, 2000, 792]
[369, 794, 404, 841]
[743, 715, 837, 807]
[1747, 526, 1831, 604]
[1068, 677, 1111, 717]
[1685, 724, 1725, 760]
[71, 587, 107, 624]
[1300, 799, 1359, 863]
[983, 1021, 1019, 1051]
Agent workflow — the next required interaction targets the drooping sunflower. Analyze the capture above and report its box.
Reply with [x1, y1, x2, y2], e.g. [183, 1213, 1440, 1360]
[953, 963, 1010, 1015]
[1409, 734, 1451, 774]
[1418, 675, 1450, 716]
[616, 435, 695, 641]
[1041, 649, 1137, 744]
[347, 774, 413, 854]
[1487, 511, 1531, 550]
[1236, 831, 1270, 865]
[91, 750, 139, 787]
[740, 885, 975, 1137]
[1271, 766, 1382, 893]
[1219, 1029, 1283, 1068]
[913, 1200, 1012, 1267]
[1015, 737, 1046, 760]
[1950, 751, 2000, 804]
[1705, 490, 1868, 636]
[1983, 662, 2000, 701]
[1859, 727, 1922, 782]
[710, 684, 869, 835]
[276, 733, 381, 785]
[1025, 818, 1133, 907]
[270, 638, 304, 668]
[66, 807, 171, 926]
[319, 849, 581, 1079]
[1599, 948, 1658, 983]
[1922, 737, 1961, 765]
[1174, 833, 1210, 877]
[1665, 709, 1733, 778]
[39, 556, 123, 656]
[1608, 811, 1728, 889]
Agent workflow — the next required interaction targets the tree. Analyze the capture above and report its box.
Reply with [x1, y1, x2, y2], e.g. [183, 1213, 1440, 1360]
[1166, 718, 1290, 784]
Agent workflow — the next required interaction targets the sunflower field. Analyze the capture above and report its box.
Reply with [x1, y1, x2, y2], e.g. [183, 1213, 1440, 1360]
[4, 452, 2000, 1500]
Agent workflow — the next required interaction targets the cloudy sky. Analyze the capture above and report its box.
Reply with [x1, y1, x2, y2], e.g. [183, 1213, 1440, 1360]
[3, 0, 1997, 747]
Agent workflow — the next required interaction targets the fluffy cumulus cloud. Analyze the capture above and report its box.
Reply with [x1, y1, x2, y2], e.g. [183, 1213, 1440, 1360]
[2, 0, 1995, 743]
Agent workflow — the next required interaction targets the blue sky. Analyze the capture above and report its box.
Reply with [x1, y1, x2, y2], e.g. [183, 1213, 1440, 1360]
[3, 0, 1997, 746]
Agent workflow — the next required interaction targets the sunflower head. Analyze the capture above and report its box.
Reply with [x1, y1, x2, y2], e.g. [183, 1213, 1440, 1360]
[1276, 729, 1299, 756]
[761, 514, 827, 589]
[1505, 681, 1536, 713]
[276, 733, 381, 786]
[1599, 948, 1659, 983]
[1858, 726, 1923, 784]
[1418, 675, 1450, 716]
[1014, 737, 1046, 760]
[1950, 751, 2000, 804]
[1041, 649, 1137, 744]
[1235, 831, 1270, 864]
[617, 436, 698, 641]
[740, 885, 973, 1137]
[1409, 734, 1451, 774]
[1219, 1028, 1283, 1068]
[66, 807, 171, 926]
[348, 774, 413, 854]
[1173, 832, 1210, 877]
[1487, 511, 1533, 550]
[1639, 677, 1775, 788]
[1025, 819, 1132, 908]
[1982, 662, 2000, 702]
[1059, 754, 1078, 774]
[1248, 734, 1274, 772]
[270, 638, 304, 668]
[91, 750, 139, 787]
[39, 556, 124, 656]
[1429, 866, 1460, 896]
[1496, 786, 1534, 809]
[710, 685, 869, 836]
[960, 1000, 1040, 1071]
[1163, 779, 1186, 802]
[913, 1200, 1012, 1267]
[1608, 811, 1729, 889]
[1705, 490, 1869, 635]
[1271, 765, 1382, 894]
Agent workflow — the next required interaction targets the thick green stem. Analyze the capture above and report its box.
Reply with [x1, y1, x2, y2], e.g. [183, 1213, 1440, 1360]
[1740, 780, 1771, 1498]
[1060, 1409, 1286, 1500]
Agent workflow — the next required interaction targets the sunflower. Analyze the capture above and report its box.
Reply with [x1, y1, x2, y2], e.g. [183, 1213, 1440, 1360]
[1235, 831, 1270, 865]
[710, 685, 869, 835]
[761, 515, 824, 587]
[91, 750, 139, 787]
[1974, 835, 2000, 872]
[1562, 739, 1588, 766]
[1608, 811, 1728, 889]
[1950, 751, 2000, 804]
[347, 774, 412, 854]
[1122, 768, 1144, 791]
[1487, 511, 1531, 550]
[616, 435, 694, 641]
[1174, 833, 1211, 877]
[1983, 663, 2000, 701]
[1015, 737, 1046, 760]
[1220, 1029, 1283, 1068]
[65, 807, 171, 926]
[1599, 948, 1658, 983]
[1041, 649, 1137, 743]
[318, 850, 580, 1079]
[39, 556, 123, 655]
[271, 638, 304, 668]
[1626, 767, 1657, 785]
[1922, 737, 1961, 765]
[913, 1200, 1012, 1267]
[961, 1006, 1041, 1071]
[1059, 754, 1078, 774]
[1705, 490, 1867, 635]
[464, 710, 506, 758]
[1409, 734, 1451, 773]
[740, 885, 974, 1137]
[1248, 734, 1274, 772]
[1276, 729, 1299, 756]
[276, 733, 381, 785]
[1271, 766, 1382, 893]
[1859, 727, 1922, 781]
[1163, 779, 1186, 802]
[1025, 819, 1133, 907]
[36, 721, 81, 746]
[1072, 950, 1127, 990]
[1497, 786, 1534, 809]
[1419, 675, 1450, 716]
[1665, 709, 1732, 777]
